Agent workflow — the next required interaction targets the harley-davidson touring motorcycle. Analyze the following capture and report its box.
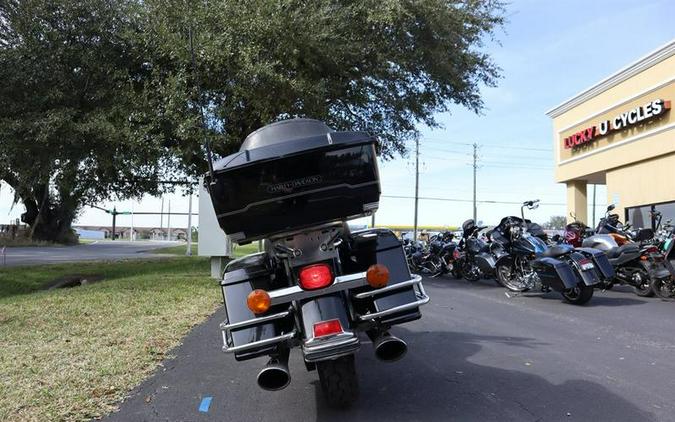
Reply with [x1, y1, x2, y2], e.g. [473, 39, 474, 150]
[456, 219, 506, 283]
[580, 205, 672, 296]
[651, 212, 675, 298]
[206, 119, 429, 407]
[493, 212, 614, 305]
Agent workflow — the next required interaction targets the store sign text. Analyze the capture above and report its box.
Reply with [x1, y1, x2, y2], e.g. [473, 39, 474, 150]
[563, 99, 671, 149]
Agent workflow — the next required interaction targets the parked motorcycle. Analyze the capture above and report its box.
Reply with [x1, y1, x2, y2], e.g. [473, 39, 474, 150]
[432, 231, 462, 278]
[649, 212, 675, 299]
[403, 237, 443, 277]
[494, 207, 614, 305]
[456, 219, 506, 283]
[207, 119, 429, 407]
[582, 205, 672, 297]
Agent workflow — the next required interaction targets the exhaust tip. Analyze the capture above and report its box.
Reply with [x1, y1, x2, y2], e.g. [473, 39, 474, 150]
[374, 335, 408, 362]
[257, 364, 291, 391]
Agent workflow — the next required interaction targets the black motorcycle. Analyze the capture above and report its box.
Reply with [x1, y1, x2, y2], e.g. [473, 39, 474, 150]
[493, 215, 614, 305]
[456, 219, 506, 283]
[404, 237, 443, 277]
[207, 119, 429, 407]
[583, 205, 671, 296]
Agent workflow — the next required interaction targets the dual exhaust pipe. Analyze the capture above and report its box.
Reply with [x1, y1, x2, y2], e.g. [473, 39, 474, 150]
[256, 333, 407, 391]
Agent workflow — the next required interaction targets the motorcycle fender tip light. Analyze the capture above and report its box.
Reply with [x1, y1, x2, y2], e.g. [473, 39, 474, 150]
[366, 264, 389, 288]
[313, 319, 343, 338]
[247, 289, 271, 314]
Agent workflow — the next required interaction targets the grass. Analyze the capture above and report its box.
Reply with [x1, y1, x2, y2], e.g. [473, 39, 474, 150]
[0, 257, 221, 421]
[154, 242, 260, 258]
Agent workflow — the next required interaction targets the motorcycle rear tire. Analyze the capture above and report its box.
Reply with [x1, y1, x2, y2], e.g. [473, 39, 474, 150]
[561, 285, 594, 305]
[632, 270, 655, 297]
[651, 278, 675, 299]
[317, 354, 359, 408]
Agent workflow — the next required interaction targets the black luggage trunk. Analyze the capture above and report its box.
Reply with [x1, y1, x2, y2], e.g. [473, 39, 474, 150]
[206, 119, 381, 243]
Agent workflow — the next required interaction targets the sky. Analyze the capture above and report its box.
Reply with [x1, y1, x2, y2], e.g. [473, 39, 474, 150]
[1, 0, 675, 231]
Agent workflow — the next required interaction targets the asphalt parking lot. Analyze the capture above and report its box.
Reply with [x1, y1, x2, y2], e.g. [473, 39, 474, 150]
[106, 276, 675, 422]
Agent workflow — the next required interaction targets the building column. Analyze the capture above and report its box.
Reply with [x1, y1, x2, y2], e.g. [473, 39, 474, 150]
[566, 180, 588, 224]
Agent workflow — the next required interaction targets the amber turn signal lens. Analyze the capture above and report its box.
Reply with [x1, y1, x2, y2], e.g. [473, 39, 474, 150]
[366, 264, 389, 288]
[247, 289, 271, 314]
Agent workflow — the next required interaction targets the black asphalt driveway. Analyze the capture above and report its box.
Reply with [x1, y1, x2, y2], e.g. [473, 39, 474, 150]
[105, 277, 675, 422]
[1, 241, 180, 266]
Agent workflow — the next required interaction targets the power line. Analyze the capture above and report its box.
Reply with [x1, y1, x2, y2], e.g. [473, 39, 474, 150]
[381, 195, 566, 206]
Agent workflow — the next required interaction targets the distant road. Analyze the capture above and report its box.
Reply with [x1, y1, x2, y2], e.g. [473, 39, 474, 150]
[1, 241, 183, 267]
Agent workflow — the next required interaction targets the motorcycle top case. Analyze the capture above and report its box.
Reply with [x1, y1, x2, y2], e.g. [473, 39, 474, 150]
[206, 119, 381, 244]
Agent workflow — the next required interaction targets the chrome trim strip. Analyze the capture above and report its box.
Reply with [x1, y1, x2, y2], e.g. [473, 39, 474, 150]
[220, 310, 290, 331]
[302, 334, 361, 362]
[353, 275, 422, 299]
[222, 330, 297, 353]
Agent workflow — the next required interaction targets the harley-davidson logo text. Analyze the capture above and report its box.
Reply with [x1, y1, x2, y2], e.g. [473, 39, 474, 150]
[267, 175, 323, 193]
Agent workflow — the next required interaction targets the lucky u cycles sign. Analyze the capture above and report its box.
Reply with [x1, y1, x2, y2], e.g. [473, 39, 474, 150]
[563, 99, 671, 149]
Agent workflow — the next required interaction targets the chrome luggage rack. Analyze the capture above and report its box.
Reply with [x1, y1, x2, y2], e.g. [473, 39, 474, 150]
[220, 272, 430, 353]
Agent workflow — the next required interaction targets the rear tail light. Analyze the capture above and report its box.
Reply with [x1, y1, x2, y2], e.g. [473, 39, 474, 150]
[313, 319, 343, 338]
[298, 264, 334, 290]
[645, 246, 659, 254]
[453, 249, 460, 260]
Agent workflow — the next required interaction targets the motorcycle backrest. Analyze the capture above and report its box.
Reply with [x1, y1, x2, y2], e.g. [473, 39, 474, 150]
[634, 228, 654, 241]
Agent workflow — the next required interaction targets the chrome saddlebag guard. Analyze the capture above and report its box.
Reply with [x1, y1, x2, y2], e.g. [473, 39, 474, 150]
[219, 254, 295, 361]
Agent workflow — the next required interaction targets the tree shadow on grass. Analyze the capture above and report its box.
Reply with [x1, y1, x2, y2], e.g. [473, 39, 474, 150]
[314, 328, 655, 421]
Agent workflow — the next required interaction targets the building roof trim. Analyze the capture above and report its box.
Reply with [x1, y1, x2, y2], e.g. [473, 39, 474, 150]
[546, 39, 675, 118]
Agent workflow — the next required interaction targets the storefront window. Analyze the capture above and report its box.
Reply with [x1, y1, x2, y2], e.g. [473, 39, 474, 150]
[625, 200, 675, 230]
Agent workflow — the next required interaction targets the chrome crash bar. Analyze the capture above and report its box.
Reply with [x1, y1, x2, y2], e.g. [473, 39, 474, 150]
[220, 272, 429, 353]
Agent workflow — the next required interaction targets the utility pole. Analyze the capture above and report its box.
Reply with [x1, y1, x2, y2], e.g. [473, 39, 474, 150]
[413, 137, 420, 241]
[472, 143, 479, 223]
[167, 200, 172, 241]
[112, 206, 117, 240]
[130, 202, 134, 241]
[186, 192, 193, 256]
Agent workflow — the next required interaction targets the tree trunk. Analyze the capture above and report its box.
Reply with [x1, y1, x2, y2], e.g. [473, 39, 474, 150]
[17, 183, 79, 244]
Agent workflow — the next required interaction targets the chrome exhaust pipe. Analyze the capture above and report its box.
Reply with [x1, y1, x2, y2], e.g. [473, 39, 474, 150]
[373, 333, 408, 362]
[257, 357, 291, 391]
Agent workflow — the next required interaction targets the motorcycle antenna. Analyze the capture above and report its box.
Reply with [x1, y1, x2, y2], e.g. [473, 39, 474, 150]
[188, 26, 216, 184]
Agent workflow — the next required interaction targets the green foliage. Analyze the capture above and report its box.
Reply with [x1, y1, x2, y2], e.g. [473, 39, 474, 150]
[0, 0, 505, 242]
[544, 215, 567, 230]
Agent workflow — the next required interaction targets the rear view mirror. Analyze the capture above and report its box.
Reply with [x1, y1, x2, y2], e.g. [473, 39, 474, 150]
[607, 204, 616, 212]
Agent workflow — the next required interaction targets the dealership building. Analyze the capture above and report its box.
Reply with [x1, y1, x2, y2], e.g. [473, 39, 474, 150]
[547, 39, 675, 229]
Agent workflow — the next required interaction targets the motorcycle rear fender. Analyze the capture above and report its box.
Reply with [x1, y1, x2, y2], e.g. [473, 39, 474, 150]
[531, 257, 579, 291]
[568, 252, 601, 287]
[300, 293, 360, 362]
[574, 247, 615, 280]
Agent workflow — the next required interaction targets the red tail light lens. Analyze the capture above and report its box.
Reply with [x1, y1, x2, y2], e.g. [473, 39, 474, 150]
[645, 246, 659, 254]
[298, 264, 334, 290]
[313, 319, 343, 338]
[453, 249, 460, 260]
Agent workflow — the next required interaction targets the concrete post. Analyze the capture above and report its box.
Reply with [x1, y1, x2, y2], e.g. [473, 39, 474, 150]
[566, 180, 588, 224]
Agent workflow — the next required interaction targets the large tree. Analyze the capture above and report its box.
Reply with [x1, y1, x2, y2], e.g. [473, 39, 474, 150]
[0, 0, 505, 243]
[0, 0, 174, 243]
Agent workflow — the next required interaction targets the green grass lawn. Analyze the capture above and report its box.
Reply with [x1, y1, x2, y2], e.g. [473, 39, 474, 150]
[154, 242, 260, 258]
[0, 257, 220, 421]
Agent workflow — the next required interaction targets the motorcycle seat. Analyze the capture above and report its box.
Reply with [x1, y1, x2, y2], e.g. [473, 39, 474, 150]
[541, 244, 573, 258]
[606, 243, 640, 259]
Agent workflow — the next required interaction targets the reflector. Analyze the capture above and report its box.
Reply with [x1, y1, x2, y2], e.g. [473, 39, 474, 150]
[313, 319, 343, 338]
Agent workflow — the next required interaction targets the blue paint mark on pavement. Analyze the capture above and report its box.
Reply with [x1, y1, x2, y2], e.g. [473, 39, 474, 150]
[199, 396, 212, 413]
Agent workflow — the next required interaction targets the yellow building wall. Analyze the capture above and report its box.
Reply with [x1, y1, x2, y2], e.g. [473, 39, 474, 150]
[552, 53, 675, 183]
[605, 152, 675, 219]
